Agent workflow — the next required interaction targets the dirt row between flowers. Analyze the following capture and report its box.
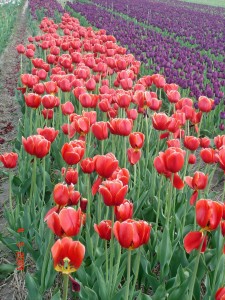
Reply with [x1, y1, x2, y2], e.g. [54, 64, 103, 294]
[0, 1, 29, 299]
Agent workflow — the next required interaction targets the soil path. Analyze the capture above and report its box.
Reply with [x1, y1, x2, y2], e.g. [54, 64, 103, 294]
[0, 1, 29, 299]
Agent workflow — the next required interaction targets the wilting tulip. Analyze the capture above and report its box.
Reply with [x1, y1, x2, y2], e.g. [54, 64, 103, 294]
[198, 96, 214, 112]
[80, 158, 95, 174]
[61, 140, 85, 165]
[94, 220, 112, 240]
[37, 127, 59, 143]
[51, 237, 85, 274]
[82, 111, 97, 126]
[108, 118, 133, 136]
[129, 132, 145, 149]
[113, 219, 151, 249]
[0, 152, 18, 168]
[61, 167, 78, 185]
[72, 117, 90, 137]
[185, 172, 208, 205]
[183, 231, 207, 253]
[196, 199, 223, 231]
[184, 136, 200, 151]
[24, 93, 41, 108]
[22, 135, 50, 158]
[46, 207, 82, 237]
[99, 179, 128, 206]
[114, 200, 133, 221]
[91, 122, 108, 140]
[127, 148, 142, 165]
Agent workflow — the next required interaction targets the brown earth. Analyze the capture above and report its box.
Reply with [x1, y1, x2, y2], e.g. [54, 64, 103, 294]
[0, 1, 29, 299]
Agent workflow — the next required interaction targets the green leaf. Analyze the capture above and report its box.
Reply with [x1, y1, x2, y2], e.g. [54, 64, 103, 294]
[157, 226, 172, 276]
[80, 285, 98, 300]
[51, 290, 61, 300]
[93, 264, 108, 299]
[25, 273, 42, 300]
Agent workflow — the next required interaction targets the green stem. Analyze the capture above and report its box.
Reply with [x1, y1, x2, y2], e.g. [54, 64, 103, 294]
[129, 249, 141, 300]
[105, 240, 109, 284]
[9, 171, 13, 219]
[155, 175, 164, 231]
[62, 274, 69, 300]
[42, 156, 46, 204]
[109, 208, 115, 294]
[124, 136, 127, 168]
[166, 173, 174, 227]
[111, 245, 122, 294]
[211, 235, 225, 294]
[188, 236, 204, 300]
[125, 249, 131, 300]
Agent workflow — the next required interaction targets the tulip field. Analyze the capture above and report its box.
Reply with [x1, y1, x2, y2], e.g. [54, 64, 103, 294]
[1, 0, 225, 299]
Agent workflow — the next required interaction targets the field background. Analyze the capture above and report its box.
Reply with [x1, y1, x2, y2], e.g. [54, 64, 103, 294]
[179, 0, 225, 7]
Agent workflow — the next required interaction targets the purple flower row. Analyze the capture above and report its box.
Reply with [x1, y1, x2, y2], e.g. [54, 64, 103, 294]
[28, 0, 64, 20]
[67, 1, 224, 105]
[92, 0, 225, 59]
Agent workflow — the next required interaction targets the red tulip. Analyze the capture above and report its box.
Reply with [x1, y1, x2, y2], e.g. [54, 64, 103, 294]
[53, 183, 69, 206]
[42, 109, 54, 119]
[129, 132, 145, 149]
[114, 199, 133, 221]
[94, 153, 119, 178]
[117, 93, 131, 109]
[198, 96, 214, 112]
[0, 152, 18, 168]
[167, 90, 180, 103]
[110, 167, 130, 185]
[185, 172, 208, 205]
[61, 101, 75, 115]
[61, 167, 78, 185]
[24, 93, 41, 108]
[79, 93, 99, 108]
[46, 207, 82, 237]
[37, 127, 59, 143]
[167, 139, 180, 148]
[127, 148, 142, 165]
[188, 154, 196, 164]
[91, 122, 108, 140]
[199, 137, 211, 148]
[94, 220, 112, 240]
[80, 158, 95, 174]
[72, 117, 90, 137]
[16, 44, 25, 54]
[99, 179, 128, 206]
[183, 231, 207, 253]
[214, 135, 225, 149]
[33, 83, 45, 95]
[51, 237, 85, 274]
[61, 140, 85, 165]
[164, 147, 185, 173]
[184, 136, 200, 151]
[42, 95, 58, 109]
[108, 118, 133, 136]
[113, 219, 151, 249]
[196, 199, 223, 231]
[152, 113, 170, 131]
[215, 287, 225, 300]
[44, 81, 58, 95]
[22, 135, 50, 158]
[82, 111, 97, 126]
[200, 148, 217, 164]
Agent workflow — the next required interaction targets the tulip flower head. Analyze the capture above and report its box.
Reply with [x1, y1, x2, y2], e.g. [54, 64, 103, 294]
[51, 237, 85, 274]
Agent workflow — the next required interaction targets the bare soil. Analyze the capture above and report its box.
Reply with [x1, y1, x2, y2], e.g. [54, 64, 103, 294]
[0, 1, 29, 299]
